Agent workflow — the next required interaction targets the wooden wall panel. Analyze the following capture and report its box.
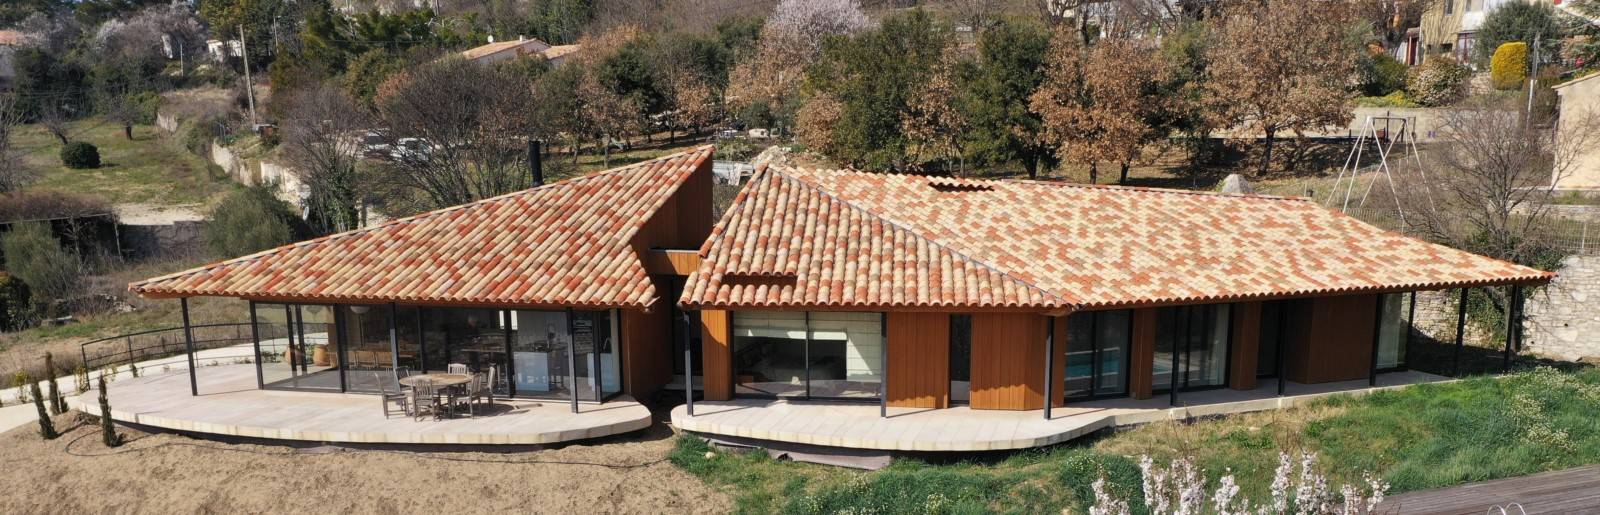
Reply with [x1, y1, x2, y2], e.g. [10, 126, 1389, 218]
[1286, 295, 1377, 384]
[1229, 302, 1262, 391]
[1129, 308, 1158, 399]
[621, 294, 672, 399]
[886, 312, 950, 408]
[699, 309, 733, 401]
[969, 313, 1049, 410]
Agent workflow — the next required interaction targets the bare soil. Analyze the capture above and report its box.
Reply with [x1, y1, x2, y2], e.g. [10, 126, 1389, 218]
[0, 415, 729, 514]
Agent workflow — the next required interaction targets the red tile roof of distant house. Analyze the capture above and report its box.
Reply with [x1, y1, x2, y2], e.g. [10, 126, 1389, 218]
[0, 30, 25, 46]
[680, 166, 1553, 312]
[131, 146, 715, 308]
[460, 37, 550, 61]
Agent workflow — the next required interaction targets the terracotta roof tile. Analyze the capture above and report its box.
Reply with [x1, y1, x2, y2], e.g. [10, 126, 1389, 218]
[131, 146, 714, 308]
[681, 166, 1553, 311]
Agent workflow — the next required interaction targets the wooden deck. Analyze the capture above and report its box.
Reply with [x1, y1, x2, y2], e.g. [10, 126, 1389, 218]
[1379, 465, 1600, 514]
[68, 363, 653, 446]
[671, 370, 1449, 451]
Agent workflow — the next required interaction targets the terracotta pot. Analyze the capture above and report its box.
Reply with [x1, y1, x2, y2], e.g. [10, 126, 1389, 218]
[313, 345, 330, 366]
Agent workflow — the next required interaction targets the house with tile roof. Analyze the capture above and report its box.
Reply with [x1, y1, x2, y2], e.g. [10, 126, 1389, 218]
[125, 145, 1550, 451]
[667, 163, 1550, 449]
[460, 36, 552, 64]
[130, 146, 715, 422]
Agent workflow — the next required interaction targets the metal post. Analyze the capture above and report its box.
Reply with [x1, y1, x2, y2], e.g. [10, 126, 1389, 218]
[1275, 303, 1287, 396]
[1405, 291, 1416, 369]
[1169, 308, 1180, 406]
[590, 312, 603, 403]
[683, 311, 694, 417]
[1503, 285, 1521, 373]
[879, 313, 888, 418]
[283, 304, 297, 374]
[566, 307, 578, 413]
[334, 307, 348, 392]
[1369, 295, 1385, 387]
[249, 301, 263, 389]
[388, 303, 400, 371]
[803, 311, 812, 399]
[1454, 288, 1468, 377]
[1044, 316, 1055, 420]
[416, 307, 427, 373]
[181, 297, 198, 396]
[502, 310, 514, 397]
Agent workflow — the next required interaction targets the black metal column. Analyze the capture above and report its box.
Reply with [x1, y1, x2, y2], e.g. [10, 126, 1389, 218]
[1169, 308, 1180, 406]
[591, 312, 603, 403]
[249, 301, 264, 389]
[1369, 295, 1385, 387]
[1044, 316, 1055, 420]
[566, 307, 579, 413]
[683, 310, 694, 417]
[416, 307, 427, 373]
[388, 303, 400, 371]
[502, 310, 514, 396]
[803, 311, 812, 399]
[1503, 285, 1522, 373]
[1276, 303, 1287, 396]
[334, 307, 348, 392]
[181, 297, 198, 396]
[283, 304, 297, 374]
[879, 313, 888, 418]
[1453, 288, 1468, 376]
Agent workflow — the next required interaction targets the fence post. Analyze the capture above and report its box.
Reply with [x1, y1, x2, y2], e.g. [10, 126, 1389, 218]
[125, 336, 134, 369]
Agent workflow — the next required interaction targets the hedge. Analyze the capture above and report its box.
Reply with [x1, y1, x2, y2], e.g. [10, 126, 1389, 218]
[1491, 42, 1529, 91]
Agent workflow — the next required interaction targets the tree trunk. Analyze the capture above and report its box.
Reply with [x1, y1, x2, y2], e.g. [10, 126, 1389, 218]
[1260, 127, 1277, 177]
[124, 124, 134, 140]
[1089, 162, 1099, 185]
[1119, 161, 1130, 184]
[53, 133, 68, 145]
[1025, 156, 1039, 180]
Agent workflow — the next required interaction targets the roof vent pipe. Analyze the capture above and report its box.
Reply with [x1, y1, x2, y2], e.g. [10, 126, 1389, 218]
[529, 139, 543, 187]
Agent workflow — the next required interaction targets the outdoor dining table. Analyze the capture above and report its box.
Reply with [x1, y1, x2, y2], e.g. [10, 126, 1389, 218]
[399, 373, 473, 419]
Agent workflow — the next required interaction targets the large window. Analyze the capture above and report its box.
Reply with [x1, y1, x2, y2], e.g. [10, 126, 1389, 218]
[1377, 293, 1411, 370]
[950, 314, 972, 404]
[1154, 304, 1231, 392]
[1064, 310, 1131, 399]
[732, 311, 883, 400]
[254, 303, 339, 392]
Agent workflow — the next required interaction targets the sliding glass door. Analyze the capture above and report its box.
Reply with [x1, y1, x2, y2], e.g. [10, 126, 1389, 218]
[1154, 304, 1232, 392]
[732, 311, 883, 400]
[1063, 310, 1132, 400]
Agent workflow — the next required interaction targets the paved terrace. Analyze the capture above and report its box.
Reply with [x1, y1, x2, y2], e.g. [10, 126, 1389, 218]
[68, 363, 653, 445]
[670, 371, 1448, 452]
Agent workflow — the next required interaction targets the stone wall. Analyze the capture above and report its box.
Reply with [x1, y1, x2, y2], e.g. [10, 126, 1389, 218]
[1524, 255, 1600, 361]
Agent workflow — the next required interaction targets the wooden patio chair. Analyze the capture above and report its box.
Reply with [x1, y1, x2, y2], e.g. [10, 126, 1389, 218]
[376, 371, 410, 419]
[411, 383, 445, 421]
[447, 363, 470, 375]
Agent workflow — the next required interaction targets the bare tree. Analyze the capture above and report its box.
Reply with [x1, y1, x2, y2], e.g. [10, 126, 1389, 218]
[1354, 0, 1435, 51]
[281, 83, 370, 233]
[375, 58, 540, 210]
[0, 95, 34, 193]
[37, 104, 70, 146]
[1204, 0, 1360, 176]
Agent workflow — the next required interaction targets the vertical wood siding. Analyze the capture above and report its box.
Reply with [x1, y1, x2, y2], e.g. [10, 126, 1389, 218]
[969, 313, 1049, 410]
[1129, 308, 1158, 399]
[1286, 294, 1377, 383]
[1230, 302, 1262, 390]
[886, 312, 951, 408]
[699, 309, 734, 400]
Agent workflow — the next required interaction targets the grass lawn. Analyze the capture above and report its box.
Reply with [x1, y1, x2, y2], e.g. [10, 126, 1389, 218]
[671, 366, 1600, 514]
[13, 119, 231, 206]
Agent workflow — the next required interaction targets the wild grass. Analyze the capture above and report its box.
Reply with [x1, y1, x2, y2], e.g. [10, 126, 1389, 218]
[13, 119, 231, 206]
[672, 367, 1600, 514]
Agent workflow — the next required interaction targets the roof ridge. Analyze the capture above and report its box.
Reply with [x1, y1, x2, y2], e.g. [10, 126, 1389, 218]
[131, 145, 714, 292]
[1007, 178, 1313, 201]
[768, 165, 1079, 309]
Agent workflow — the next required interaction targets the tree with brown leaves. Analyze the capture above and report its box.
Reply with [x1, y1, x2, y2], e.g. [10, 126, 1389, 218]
[902, 46, 972, 174]
[1030, 31, 1169, 184]
[1204, 0, 1360, 176]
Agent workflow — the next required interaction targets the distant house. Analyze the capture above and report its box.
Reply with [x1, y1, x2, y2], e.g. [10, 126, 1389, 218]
[1553, 72, 1600, 190]
[1417, 0, 1575, 65]
[206, 39, 243, 61]
[461, 37, 551, 64]
[540, 44, 581, 67]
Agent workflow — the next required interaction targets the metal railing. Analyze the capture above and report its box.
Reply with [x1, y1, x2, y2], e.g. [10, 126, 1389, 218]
[78, 322, 259, 372]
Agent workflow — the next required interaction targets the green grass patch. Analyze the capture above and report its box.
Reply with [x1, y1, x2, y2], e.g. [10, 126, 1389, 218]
[674, 367, 1600, 513]
[13, 119, 232, 206]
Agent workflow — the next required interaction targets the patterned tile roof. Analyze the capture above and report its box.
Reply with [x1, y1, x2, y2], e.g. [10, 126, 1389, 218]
[131, 146, 715, 308]
[681, 165, 1553, 312]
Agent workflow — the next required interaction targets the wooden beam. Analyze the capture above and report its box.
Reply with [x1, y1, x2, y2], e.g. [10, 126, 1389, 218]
[1230, 302, 1261, 391]
[1129, 308, 1157, 400]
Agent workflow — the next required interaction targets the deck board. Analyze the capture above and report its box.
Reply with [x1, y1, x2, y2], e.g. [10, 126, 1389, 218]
[1379, 465, 1600, 514]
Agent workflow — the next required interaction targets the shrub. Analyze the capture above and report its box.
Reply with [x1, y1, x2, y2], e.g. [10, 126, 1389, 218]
[1491, 42, 1529, 90]
[45, 352, 62, 415]
[97, 373, 123, 447]
[0, 272, 30, 331]
[59, 141, 101, 169]
[205, 185, 306, 258]
[1355, 91, 1421, 108]
[1356, 52, 1409, 97]
[1408, 56, 1472, 107]
[31, 382, 56, 440]
[0, 190, 114, 223]
[0, 222, 82, 312]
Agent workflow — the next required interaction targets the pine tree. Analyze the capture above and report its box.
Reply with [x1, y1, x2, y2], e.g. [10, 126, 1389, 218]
[31, 382, 56, 440]
[97, 374, 123, 447]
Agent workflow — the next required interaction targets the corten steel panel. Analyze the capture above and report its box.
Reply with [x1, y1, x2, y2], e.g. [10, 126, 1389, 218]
[1286, 294, 1378, 384]
[643, 250, 704, 276]
[969, 313, 1054, 410]
[886, 312, 951, 409]
[699, 309, 733, 401]
[1129, 308, 1158, 399]
[634, 153, 715, 252]
[621, 293, 672, 400]
[1230, 302, 1262, 391]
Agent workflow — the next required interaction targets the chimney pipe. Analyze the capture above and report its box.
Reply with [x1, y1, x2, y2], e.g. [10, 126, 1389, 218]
[529, 139, 543, 187]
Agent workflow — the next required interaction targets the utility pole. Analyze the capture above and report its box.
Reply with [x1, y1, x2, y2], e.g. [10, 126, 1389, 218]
[1527, 30, 1542, 123]
[239, 25, 258, 126]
